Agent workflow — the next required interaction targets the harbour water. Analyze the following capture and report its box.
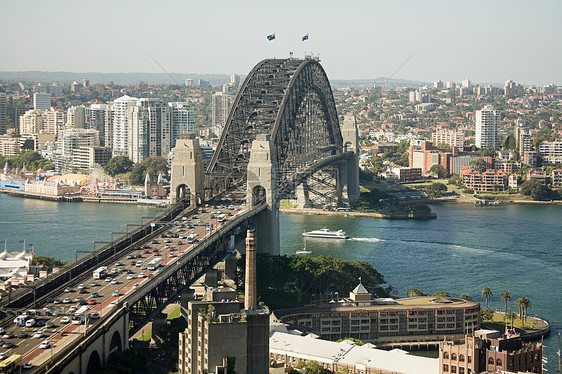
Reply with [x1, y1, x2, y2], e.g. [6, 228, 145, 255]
[1, 194, 561, 370]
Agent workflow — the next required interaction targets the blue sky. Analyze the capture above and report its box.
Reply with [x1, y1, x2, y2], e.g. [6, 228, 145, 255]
[1, 0, 560, 85]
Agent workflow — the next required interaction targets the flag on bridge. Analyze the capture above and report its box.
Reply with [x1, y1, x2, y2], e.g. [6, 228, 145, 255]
[267, 33, 276, 41]
[302, 33, 309, 41]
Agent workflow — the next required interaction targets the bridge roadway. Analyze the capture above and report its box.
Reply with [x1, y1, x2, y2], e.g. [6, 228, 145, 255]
[0, 190, 261, 372]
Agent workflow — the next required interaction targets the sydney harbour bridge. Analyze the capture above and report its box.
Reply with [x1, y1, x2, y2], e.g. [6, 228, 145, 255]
[1, 57, 359, 373]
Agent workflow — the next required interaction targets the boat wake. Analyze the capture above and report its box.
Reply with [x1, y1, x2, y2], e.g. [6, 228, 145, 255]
[350, 237, 385, 243]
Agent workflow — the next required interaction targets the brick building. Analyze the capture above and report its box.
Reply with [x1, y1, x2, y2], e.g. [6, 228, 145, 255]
[460, 167, 508, 192]
[439, 329, 542, 374]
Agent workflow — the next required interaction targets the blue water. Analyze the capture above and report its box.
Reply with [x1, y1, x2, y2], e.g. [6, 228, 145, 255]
[0, 194, 158, 261]
[1, 194, 560, 370]
[279, 204, 562, 371]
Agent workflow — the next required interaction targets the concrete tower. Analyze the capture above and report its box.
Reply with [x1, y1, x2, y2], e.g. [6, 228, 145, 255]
[475, 105, 500, 149]
[246, 134, 279, 255]
[170, 133, 204, 206]
[244, 230, 257, 310]
[342, 114, 360, 206]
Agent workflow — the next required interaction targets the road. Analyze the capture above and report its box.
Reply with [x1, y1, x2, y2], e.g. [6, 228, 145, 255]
[0, 192, 246, 371]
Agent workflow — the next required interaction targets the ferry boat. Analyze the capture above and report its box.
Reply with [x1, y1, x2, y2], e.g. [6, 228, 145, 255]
[302, 228, 349, 239]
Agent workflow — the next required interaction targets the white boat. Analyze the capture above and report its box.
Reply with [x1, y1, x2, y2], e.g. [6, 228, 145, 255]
[296, 238, 312, 255]
[302, 228, 349, 239]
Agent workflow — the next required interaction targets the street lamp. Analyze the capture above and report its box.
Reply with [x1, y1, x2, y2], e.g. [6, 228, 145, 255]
[93, 241, 111, 264]
[111, 232, 125, 255]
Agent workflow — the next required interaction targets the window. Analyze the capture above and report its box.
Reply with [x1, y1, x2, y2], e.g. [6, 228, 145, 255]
[496, 358, 502, 366]
[451, 353, 457, 360]
[443, 352, 449, 359]
[459, 354, 465, 362]
[451, 365, 457, 373]
[488, 357, 494, 365]
[459, 367, 464, 374]
[443, 364, 449, 372]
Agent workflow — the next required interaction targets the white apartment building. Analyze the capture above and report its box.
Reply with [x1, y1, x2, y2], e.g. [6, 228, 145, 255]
[128, 99, 172, 163]
[475, 105, 500, 149]
[539, 141, 562, 164]
[33, 92, 51, 111]
[432, 129, 464, 148]
[19, 109, 44, 136]
[66, 105, 88, 129]
[89, 103, 108, 146]
[0, 92, 6, 135]
[169, 102, 195, 148]
[111, 95, 139, 156]
[60, 128, 100, 156]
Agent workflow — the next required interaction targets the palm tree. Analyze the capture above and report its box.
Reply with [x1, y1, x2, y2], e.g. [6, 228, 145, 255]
[514, 297, 524, 321]
[481, 286, 493, 309]
[501, 290, 511, 317]
[520, 296, 532, 324]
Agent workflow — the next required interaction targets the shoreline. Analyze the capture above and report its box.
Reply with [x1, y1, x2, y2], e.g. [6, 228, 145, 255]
[279, 207, 437, 219]
[428, 196, 562, 206]
[0, 188, 169, 206]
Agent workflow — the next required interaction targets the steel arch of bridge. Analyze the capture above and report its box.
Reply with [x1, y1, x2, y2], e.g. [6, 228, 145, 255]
[207, 57, 343, 193]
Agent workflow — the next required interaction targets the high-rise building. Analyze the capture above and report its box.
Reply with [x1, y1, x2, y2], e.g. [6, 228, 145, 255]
[184, 78, 193, 87]
[461, 78, 472, 88]
[33, 92, 51, 111]
[230, 74, 240, 86]
[433, 80, 444, 89]
[0, 93, 6, 135]
[111, 95, 139, 156]
[432, 129, 465, 148]
[475, 105, 500, 149]
[19, 109, 44, 136]
[89, 103, 108, 146]
[43, 108, 65, 136]
[60, 128, 100, 156]
[211, 93, 233, 137]
[169, 102, 195, 148]
[66, 105, 88, 129]
[128, 99, 171, 163]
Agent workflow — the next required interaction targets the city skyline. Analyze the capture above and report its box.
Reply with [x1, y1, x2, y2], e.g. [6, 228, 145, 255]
[1, 0, 561, 86]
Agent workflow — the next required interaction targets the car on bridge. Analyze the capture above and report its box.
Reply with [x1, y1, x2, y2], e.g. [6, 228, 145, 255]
[39, 340, 51, 349]
[32, 331, 44, 338]
[60, 316, 71, 324]
[88, 299, 97, 305]
[62, 298, 72, 304]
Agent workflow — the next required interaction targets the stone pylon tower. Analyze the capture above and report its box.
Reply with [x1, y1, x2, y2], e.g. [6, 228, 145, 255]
[170, 133, 204, 206]
[342, 114, 360, 206]
[246, 134, 280, 255]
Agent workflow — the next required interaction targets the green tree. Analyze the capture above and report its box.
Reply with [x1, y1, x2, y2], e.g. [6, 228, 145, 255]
[514, 297, 524, 321]
[433, 291, 450, 297]
[425, 182, 448, 197]
[480, 148, 496, 157]
[129, 156, 169, 185]
[295, 361, 331, 374]
[481, 286, 493, 309]
[460, 293, 473, 300]
[520, 296, 532, 324]
[481, 308, 494, 322]
[520, 179, 553, 201]
[104, 156, 133, 177]
[407, 288, 423, 297]
[501, 290, 511, 317]
[429, 164, 449, 179]
[470, 158, 489, 173]
[502, 134, 516, 150]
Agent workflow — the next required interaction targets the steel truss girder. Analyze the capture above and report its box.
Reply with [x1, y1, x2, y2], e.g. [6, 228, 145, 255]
[207, 58, 342, 196]
[127, 223, 249, 335]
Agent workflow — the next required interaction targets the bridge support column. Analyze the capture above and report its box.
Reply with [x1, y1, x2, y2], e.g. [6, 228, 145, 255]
[246, 134, 280, 255]
[170, 133, 205, 206]
[295, 180, 312, 208]
[342, 114, 360, 206]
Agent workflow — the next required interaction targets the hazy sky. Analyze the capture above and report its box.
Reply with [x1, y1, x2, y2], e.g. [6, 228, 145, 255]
[1, 0, 560, 85]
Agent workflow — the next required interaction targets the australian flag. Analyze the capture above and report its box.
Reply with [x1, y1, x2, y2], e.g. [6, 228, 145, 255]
[302, 33, 309, 41]
[267, 33, 276, 41]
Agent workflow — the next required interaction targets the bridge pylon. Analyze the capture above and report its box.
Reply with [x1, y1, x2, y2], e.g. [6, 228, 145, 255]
[342, 114, 360, 206]
[246, 134, 280, 255]
[170, 133, 205, 206]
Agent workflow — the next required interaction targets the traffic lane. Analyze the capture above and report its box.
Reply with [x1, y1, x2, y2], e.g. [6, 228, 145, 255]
[3, 200, 245, 360]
